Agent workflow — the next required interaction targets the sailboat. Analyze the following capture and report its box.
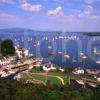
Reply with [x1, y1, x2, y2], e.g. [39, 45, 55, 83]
[72, 58, 77, 62]
[63, 48, 70, 59]
[37, 41, 40, 46]
[64, 54, 70, 59]
[58, 51, 62, 55]
[48, 40, 53, 49]
[80, 52, 84, 56]
[48, 46, 52, 49]
[96, 61, 100, 64]
[52, 38, 55, 42]
[45, 37, 48, 40]
[93, 47, 100, 55]
[80, 52, 87, 59]
[82, 55, 87, 59]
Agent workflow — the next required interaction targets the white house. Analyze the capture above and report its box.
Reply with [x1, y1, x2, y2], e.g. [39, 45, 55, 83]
[59, 68, 64, 72]
[43, 62, 56, 72]
[72, 68, 84, 74]
[15, 47, 29, 59]
[94, 75, 100, 82]
[97, 77, 100, 81]
[43, 66, 49, 72]
[0, 58, 11, 66]
[0, 71, 10, 78]
[24, 50, 29, 57]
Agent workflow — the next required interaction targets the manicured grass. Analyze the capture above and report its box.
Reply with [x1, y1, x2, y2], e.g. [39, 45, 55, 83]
[31, 74, 46, 81]
[31, 74, 61, 85]
[21, 69, 98, 85]
[21, 73, 62, 85]
[20, 74, 31, 81]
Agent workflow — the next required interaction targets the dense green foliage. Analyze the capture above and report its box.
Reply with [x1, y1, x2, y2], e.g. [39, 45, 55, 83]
[0, 79, 99, 100]
[0, 39, 15, 56]
[64, 67, 74, 73]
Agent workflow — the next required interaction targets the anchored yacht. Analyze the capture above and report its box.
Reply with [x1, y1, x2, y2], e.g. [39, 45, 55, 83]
[82, 55, 87, 59]
[48, 46, 52, 49]
[58, 52, 62, 55]
[72, 59, 77, 62]
[93, 47, 100, 55]
[96, 61, 100, 64]
[64, 54, 70, 59]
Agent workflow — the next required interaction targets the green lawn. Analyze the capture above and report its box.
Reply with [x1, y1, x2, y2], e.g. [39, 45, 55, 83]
[21, 73, 62, 85]
[31, 74, 61, 85]
[20, 74, 32, 81]
[21, 69, 98, 85]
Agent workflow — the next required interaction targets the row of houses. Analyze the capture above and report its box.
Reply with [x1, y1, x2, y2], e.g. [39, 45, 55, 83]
[0, 58, 11, 66]
[15, 46, 29, 59]
[72, 67, 85, 74]
[0, 46, 29, 66]
[42, 62, 56, 72]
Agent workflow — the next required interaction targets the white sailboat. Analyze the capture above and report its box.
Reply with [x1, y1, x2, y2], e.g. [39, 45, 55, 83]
[93, 47, 100, 55]
[59, 36, 63, 39]
[80, 52, 87, 59]
[58, 51, 62, 55]
[82, 55, 87, 59]
[37, 41, 40, 46]
[64, 54, 70, 59]
[48, 45, 52, 49]
[34, 44, 36, 47]
[52, 38, 55, 42]
[45, 37, 48, 40]
[72, 58, 77, 62]
[80, 52, 84, 56]
[96, 61, 100, 64]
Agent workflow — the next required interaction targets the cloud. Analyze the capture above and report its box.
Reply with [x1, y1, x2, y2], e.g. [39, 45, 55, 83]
[47, 6, 64, 16]
[20, 2, 43, 12]
[84, 5, 96, 15]
[0, 12, 100, 32]
[0, 0, 16, 4]
[0, 12, 14, 18]
[78, 5, 96, 17]
[54, 0, 63, 2]
[0, 12, 29, 29]
[84, 0, 98, 4]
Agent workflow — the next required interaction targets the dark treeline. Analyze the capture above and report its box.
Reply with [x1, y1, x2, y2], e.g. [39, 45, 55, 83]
[84, 32, 100, 36]
[0, 79, 100, 100]
[0, 39, 15, 57]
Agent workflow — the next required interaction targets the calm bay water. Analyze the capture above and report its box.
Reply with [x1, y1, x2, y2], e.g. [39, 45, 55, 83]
[0, 32, 100, 69]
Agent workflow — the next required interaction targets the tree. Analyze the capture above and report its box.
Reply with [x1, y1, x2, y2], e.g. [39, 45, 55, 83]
[92, 85, 100, 100]
[0, 78, 97, 100]
[0, 39, 3, 58]
[1, 39, 15, 56]
[64, 67, 74, 73]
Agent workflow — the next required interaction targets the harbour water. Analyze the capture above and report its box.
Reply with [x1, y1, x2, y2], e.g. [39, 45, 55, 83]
[0, 31, 100, 69]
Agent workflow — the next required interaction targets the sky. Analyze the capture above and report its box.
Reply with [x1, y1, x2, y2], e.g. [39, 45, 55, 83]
[0, 0, 100, 32]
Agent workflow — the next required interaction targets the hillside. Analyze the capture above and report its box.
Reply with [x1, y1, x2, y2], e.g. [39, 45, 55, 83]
[0, 28, 34, 34]
[84, 32, 100, 36]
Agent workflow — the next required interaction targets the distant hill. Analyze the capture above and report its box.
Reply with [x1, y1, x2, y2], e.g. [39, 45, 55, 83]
[0, 28, 62, 35]
[0, 28, 34, 34]
[84, 32, 100, 36]
[0, 28, 100, 36]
